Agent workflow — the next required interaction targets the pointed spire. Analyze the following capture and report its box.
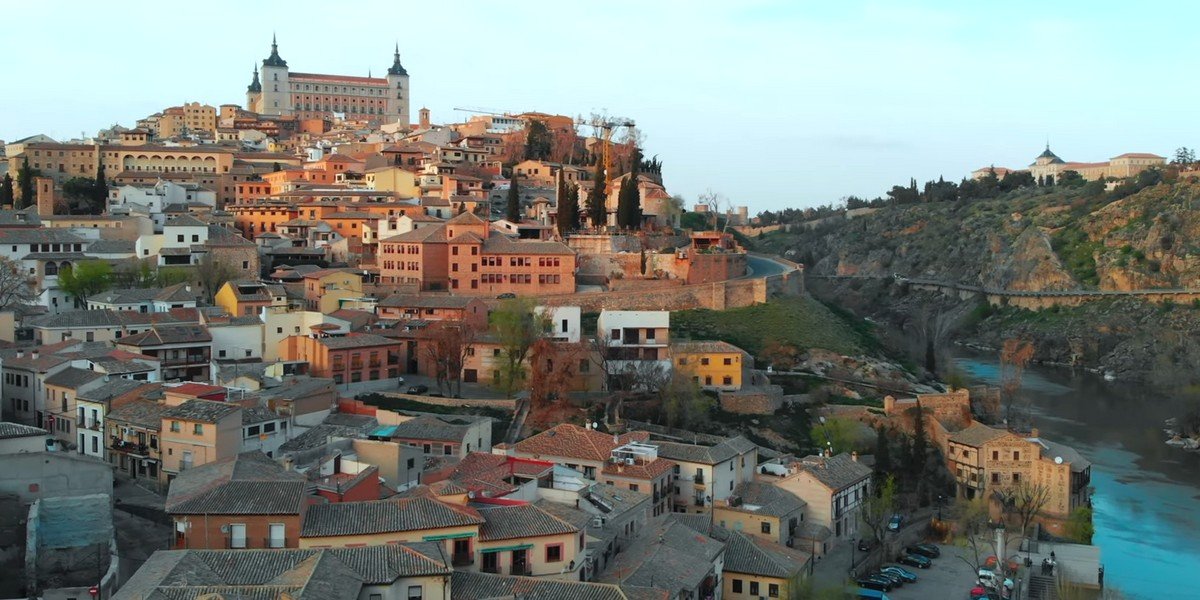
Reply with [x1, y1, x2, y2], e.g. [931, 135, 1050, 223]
[247, 64, 261, 93]
[264, 34, 287, 68]
[387, 44, 408, 77]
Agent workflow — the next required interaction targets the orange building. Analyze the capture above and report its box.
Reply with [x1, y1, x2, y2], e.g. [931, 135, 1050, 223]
[280, 332, 404, 385]
[379, 212, 576, 295]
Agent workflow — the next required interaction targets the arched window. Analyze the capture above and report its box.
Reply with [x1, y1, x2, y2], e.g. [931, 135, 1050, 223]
[45, 262, 58, 276]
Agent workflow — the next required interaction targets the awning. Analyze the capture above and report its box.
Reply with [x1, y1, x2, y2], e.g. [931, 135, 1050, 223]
[481, 543, 533, 553]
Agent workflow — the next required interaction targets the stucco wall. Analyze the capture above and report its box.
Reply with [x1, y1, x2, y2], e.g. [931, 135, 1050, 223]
[0, 453, 112, 503]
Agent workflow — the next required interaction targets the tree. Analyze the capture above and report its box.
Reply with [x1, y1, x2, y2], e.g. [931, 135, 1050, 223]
[16, 157, 38, 210]
[62, 177, 99, 214]
[586, 161, 606, 228]
[59, 260, 113, 307]
[490, 298, 545, 397]
[92, 163, 108, 213]
[555, 172, 579, 238]
[1056, 170, 1085, 188]
[1000, 339, 1036, 429]
[195, 254, 237, 303]
[860, 475, 897, 544]
[505, 174, 521, 223]
[998, 170, 1036, 192]
[760, 338, 799, 371]
[0, 173, 14, 208]
[659, 370, 710, 430]
[1064, 506, 1094, 544]
[524, 119, 553, 161]
[873, 425, 892, 488]
[994, 480, 1052, 539]
[528, 339, 588, 407]
[1172, 146, 1196, 166]
[422, 321, 478, 397]
[0, 256, 36, 307]
[616, 147, 642, 229]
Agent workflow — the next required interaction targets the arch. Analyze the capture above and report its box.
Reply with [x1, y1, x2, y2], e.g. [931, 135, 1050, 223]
[45, 262, 58, 277]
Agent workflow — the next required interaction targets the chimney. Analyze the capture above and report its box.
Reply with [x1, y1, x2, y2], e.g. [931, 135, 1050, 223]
[16, 350, 23, 358]
[35, 177, 56, 217]
[31, 350, 39, 360]
[1030, 427, 1039, 439]
[851, 451, 858, 462]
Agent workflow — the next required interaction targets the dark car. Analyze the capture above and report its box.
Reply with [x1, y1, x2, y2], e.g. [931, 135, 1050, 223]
[870, 571, 904, 587]
[857, 538, 877, 552]
[888, 513, 904, 531]
[855, 577, 893, 592]
[879, 565, 918, 583]
[497, 293, 516, 299]
[406, 384, 429, 395]
[905, 544, 940, 558]
[897, 553, 931, 569]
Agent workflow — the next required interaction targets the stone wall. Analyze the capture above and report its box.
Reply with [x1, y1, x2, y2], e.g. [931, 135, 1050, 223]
[371, 391, 516, 411]
[718, 385, 784, 414]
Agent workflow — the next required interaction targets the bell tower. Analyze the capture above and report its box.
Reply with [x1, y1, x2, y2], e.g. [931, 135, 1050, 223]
[385, 44, 411, 128]
[259, 34, 291, 116]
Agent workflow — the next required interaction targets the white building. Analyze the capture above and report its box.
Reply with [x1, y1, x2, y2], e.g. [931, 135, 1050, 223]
[655, 435, 759, 512]
[536, 305, 581, 343]
[109, 180, 216, 232]
[596, 310, 671, 389]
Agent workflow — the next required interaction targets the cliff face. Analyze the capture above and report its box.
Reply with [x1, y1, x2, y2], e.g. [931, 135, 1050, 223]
[759, 181, 1200, 384]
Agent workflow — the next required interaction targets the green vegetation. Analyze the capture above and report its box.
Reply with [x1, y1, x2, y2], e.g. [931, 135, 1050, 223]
[59, 260, 113, 305]
[505, 174, 521, 223]
[671, 296, 867, 359]
[1050, 225, 1101, 286]
[1065, 507, 1094, 544]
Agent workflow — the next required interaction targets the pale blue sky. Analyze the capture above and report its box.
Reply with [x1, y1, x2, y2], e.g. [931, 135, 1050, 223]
[1, 1, 1194, 212]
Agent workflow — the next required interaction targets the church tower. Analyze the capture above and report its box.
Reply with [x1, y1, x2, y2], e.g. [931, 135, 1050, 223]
[385, 44, 411, 128]
[258, 34, 291, 116]
[245, 65, 262, 112]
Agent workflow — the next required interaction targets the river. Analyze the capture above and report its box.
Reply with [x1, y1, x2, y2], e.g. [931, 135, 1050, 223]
[953, 356, 1200, 599]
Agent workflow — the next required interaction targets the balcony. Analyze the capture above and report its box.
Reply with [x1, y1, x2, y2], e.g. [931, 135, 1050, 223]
[111, 439, 149, 456]
[368, 358, 382, 368]
[78, 418, 101, 431]
[350, 360, 364, 370]
[482, 563, 500, 574]
[161, 354, 209, 367]
[693, 473, 706, 486]
[452, 553, 473, 567]
[510, 564, 532, 577]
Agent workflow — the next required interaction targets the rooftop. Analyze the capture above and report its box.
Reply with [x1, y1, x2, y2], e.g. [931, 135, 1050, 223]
[166, 451, 308, 515]
[300, 496, 484, 538]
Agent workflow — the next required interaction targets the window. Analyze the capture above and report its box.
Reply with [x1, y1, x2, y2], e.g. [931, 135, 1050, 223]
[610, 329, 620, 341]
[423, 443, 431, 453]
[991, 473, 1000, 484]
[1012, 473, 1021, 482]
[406, 586, 422, 600]
[762, 521, 771, 534]
[443, 444, 452, 455]
[1013, 451, 1020, 461]
[769, 583, 780, 597]
[701, 357, 710, 365]
[268, 523, 286, 548]
[750, 581, 760, 596]
[630, 484, 639, 492]
[177, 235, 184, 242]
[191, 235, 199, 243]
[992, 450, 999, 460]
[193, 423, 203, 435]
[545, 544, 563, 562]
[723, 376, 732, 385]
[170, 421, 181, 432]
[723, 357, 732, 365]
[732, 579, 743, 593]
[229, 523, 247, 548]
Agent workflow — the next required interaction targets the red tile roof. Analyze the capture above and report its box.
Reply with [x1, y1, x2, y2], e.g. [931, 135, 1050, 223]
[514, 424, 650, 463]
[288, 72, 388, 85]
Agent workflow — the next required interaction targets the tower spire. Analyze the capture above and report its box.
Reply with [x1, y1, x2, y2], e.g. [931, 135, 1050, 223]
[387, 44, 408, 77]
[263, 33, 288, 68]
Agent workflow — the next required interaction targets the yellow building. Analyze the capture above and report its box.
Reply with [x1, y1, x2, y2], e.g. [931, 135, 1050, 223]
[214, 280, 288, 318]
[301, 268, 364, 313]
[159, 398, 242, 485]
[721, 530, 810, 600]
[671, 340, 748, 391]
[713, 481, 806, 547]
[365, 165, 421, 197]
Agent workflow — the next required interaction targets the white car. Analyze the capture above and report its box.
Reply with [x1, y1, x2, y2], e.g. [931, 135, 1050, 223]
[977, 569, 1013, 590]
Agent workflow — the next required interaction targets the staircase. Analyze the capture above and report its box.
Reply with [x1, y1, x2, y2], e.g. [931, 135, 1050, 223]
[1026, 573, 1057, 600]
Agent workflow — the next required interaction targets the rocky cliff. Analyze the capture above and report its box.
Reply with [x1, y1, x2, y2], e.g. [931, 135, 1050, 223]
[758, 180, 1200, 384]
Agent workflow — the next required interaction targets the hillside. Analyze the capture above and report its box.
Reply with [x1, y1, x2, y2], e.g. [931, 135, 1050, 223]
[756, 179, 1200, 384]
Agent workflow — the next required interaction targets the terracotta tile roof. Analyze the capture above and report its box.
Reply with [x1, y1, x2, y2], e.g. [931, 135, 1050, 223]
[289, 72, 388, 85]
[113, 548, 366, 600]
[450, 571, 635, 600]
[1112, 152, 1165, 159]
[118, 324, 212, 346]
[482, 235, 574, 255]
[718, 530, 810, 579]
[315, 333, 400, 350]
[107, 399, 169, 430]
[433, 453, 553, 496]
[670, 340, 746, 355]
[0, 422, 47, 439]
[654, 435, 757, 465]
[166, 451, 307, 515]
[600, 457, 676, 480]
[163, 399, 240, 424]
[514, 424, 650, 463]
[477, 503, 580, 541]
[947, 422, 1010, 447]
[376, 293, 479, 309]
[43, 367, 105, 389]
[300, 496, 483, 538]
[725, 481, 805, 518]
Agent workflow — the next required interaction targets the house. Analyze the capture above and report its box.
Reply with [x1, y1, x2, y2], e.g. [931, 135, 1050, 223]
[654, 434, 759, 513]
[763, 452, 872, 540]
[28, 307, 200, 345]
[423, 452, 557, 499]
[671, 340, 749, 391]
[44, 366, 105, 454]
[376, 293, 488, 326]
[305, 451, 382, 503]
[301, 268, 364, 312]
[298, 495, 486, 552]
[159, 398, 242, 485]
[712, 481, 806, 547]
[373, 410, 493, 457]
[711, 527, 811, 600]
[115, 544, 452, 600]
[279, 332, 405, 385]
[475, 502, 587, 579]
[116, 324, 213, 382]
[87, 283, 201, 313]
[105, 394, 168, 487]
[596, 311, 670, 390]
[601, 516, 725, 600]
[538, 482, 652, 575]
[214, 279, 289, 317]
[1, 343, 76, 430]
[0, 422, 52, 454]
[449, 571, 646, 600]
[166, 451, 308, 549]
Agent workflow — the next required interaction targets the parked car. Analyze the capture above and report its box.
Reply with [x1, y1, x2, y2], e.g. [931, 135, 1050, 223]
[870, 571, 904, 587]
[394, 377, 406, 387]
[497, 293, 516, 299]
[855, 590, 891, 600]
[888, 513, 904, 531]
[858, 538, 877, 552]
[855, 576, 894, 592]
[879, 566, 918, 583]
[905, 543, 940, 558]
[406, 384, 429, 395]
[977, 569, 1013, 591]
[896, 553, 931, 569]
[969, 586, 1002, 600]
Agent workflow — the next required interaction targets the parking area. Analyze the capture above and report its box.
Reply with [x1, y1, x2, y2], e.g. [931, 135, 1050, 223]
[884, 543, 978, 600]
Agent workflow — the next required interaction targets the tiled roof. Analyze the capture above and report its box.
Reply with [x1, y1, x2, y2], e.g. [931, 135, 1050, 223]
[670, 340, 746, 355]
[1112, 152, 1165, 159]
[300, 496, 484, 538]
[793, 453, 872, 491]
[162, 399, 240, 424]
[482, 235, 574, 255]
[654, 435, 757, 465]
[165, 214, 209, 228]
[948, 423, 1010, 447]
[107, 399, 169, 430]
[0, 422, 47, 439]
[0, 228, 85, 244]
[514, 424, 650, 464]
[1030, 436, 1091, 472]
[87, 239, 137, 254]
[315, 333, 399, 350]
[604, 519, 723, 594]
[112, 549, 363, 600]
[117, 324, 212, 346]
[29, 308, 197, 329]
[725, 481, 806, 518]
[78, 379, 158, 403]
[166, 451, 307, 515]
[450, 571, 634, 600]
[531, 499, 594, 531]
[433, 453, 552, 496]
[389, 414, 482, 443]
[376, 293, 478, 309]
[44, 366, 105, 389]
[718, 530, 810, 579]
[380, 224, 447, 243]
[478, 503, 580, 541]
[600, 456, 675, 480]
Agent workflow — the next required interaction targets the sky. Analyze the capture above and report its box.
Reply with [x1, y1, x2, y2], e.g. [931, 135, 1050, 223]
[1, 1, 1196, 213]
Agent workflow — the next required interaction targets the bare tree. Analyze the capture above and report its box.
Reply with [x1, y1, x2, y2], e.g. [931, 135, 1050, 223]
[422, 321, 478, 397]
[528, 339, 589, 408]
[195, 254, 236, 304]
[0, 256, 36, 308]
[994, 480, 1053, 540]
[697, 189, 727, 231]
[1000, 339, 1036, 429]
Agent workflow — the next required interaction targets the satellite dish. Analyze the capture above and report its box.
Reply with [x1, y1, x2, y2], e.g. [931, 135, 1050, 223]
[1054, 456, 1063, 465]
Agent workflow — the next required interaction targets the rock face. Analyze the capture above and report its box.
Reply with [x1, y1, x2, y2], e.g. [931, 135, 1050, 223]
[765, 180, 1200, 384]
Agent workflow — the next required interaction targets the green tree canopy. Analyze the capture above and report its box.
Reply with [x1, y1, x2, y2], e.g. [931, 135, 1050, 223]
[505, 175, 521, 223]
[59, 260, 113, 306]
[524, 119, 553, 161]
[0, 173, 13, 208]
[587, 161, 606, 228]
[490, 297, 545, 397]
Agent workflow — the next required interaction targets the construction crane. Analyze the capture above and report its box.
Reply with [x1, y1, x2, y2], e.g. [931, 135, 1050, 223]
[575, 115, 636, 183]
[453, 106, 509, 117]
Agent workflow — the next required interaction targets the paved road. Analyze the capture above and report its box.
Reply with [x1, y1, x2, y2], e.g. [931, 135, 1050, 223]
[885, 543, 978, 600]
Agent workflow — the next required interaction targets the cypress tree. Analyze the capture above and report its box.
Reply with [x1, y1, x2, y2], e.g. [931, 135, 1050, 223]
[92, 163, 108, 214]
[505, 174, 521, 223]
[587, 161, 606, 228]
[17, 157, 35, 210]
[0, 174, 13, 208]
[555, 172, 578, 238]
[616, 147, 642, 229]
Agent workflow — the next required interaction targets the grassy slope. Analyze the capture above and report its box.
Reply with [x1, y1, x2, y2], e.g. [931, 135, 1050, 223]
[671, 295, 867, 357]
